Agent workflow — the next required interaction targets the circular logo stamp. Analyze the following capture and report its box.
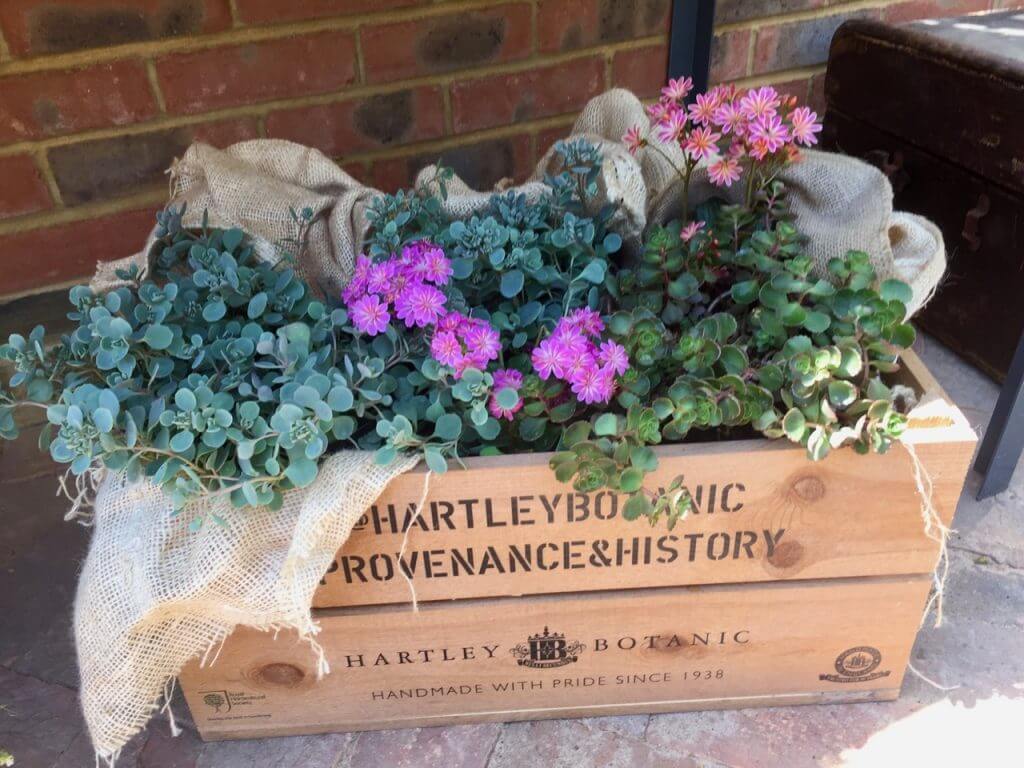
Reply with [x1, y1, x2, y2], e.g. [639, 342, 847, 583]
[819, 646, 890, 683]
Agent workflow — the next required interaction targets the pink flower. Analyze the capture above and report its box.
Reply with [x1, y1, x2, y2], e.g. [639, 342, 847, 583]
[646, 100, 672, 123]
[597, 340, 629, 376]
[531, 338, 574, 380]
[563, 348, 597, 381]
[394, 283, 446, 328]
[349, 294, 390, 336]
[680, 220, 705, 243]
[708, 156, 742, 187]
[739, 86, 781, 122]
[551, 322, 590, 354]
[688, 92, 718, 126]
[430, 330, 463, 368]
[656, 108, 688, 145]
[570, 364, 615, 405]
[566, 307, 604, 337]
[747, 114, 790, 159]
[401, 241, 452, 285]
[789, 106, 822, 147]
[488, 368, 524, 421]
[623, 125, 645, 155]
[662, 76, 694, 102]
[462, 323, 501, 367]
[712, 101, 746, 135]
[437, 310, 466, 332]
[684, 126, 721, 161]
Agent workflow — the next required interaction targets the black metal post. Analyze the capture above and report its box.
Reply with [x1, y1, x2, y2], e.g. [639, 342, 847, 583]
[668, 0, 717, 96]
[975, 331, 1024, 498]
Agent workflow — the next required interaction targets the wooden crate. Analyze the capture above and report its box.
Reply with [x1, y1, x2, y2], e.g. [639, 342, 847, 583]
[180, 350, 976, 738]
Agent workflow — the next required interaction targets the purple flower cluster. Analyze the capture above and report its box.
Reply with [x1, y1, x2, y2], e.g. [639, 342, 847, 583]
[430, 310, 501, 379]
[343, 241, 452, 335]
[530, 308, 629, 405]
[488, 368, 524, 421]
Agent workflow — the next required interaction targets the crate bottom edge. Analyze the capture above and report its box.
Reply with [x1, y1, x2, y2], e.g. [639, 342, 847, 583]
[195, 687, 902, 742]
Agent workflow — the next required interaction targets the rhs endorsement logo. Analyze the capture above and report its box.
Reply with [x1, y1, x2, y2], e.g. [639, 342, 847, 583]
[819, 646, 891, 683]
[510, 627, 584, 668]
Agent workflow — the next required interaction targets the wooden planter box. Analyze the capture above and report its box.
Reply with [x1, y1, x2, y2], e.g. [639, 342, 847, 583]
[180, 351, 975, 740]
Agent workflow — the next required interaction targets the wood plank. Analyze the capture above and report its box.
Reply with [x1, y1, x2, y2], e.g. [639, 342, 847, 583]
[313, 351, 974, 608]
[181, 575, 931, 741]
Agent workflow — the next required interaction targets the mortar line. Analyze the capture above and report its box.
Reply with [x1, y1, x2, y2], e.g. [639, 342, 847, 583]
[0, 26, 11, 61]
[715, 0, 890, 33]
[33, 148, 64, 208]
[227, 0, 243, 27]
[145, 59, 168, 113]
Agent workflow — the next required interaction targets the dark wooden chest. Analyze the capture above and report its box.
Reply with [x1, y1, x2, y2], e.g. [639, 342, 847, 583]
[822, 13, 1024, 381]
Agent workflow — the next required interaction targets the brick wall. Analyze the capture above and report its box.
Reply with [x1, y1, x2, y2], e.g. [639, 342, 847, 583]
[0, 0, 1018, 299]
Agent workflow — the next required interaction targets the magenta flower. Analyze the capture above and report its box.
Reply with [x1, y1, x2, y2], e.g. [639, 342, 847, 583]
[656, 108, 688, 145]
[349, 294, 390, 336]
[437, 310, 466, 332]
[566, 307, 604, 337]
[623, 125, 645, 155]
[684, 126, 721, 161]
[531, 338, 573, 380]
[739, 86, 781, 122]
[430, 330, 463, 368]
[570, 364, 615, 405]
[401, 241, 452, 285]
[462, 322, 501, 367]
[680, 220, 705, 243]
[789, 106, 822, 147]
[597, 340, 629, 376]
[748, 114, 790, 159]
[708, 156, 742, 187]
[688, 92, 718, 126]
[394, 283, 446, 328]
[488, 368, 524, 421]
[646, 100, 672, 123]
[662, 76, 693, 102]
[551, 323, 590, 355]
[366, 261, 396, 295]
[563, 348, 597, 381]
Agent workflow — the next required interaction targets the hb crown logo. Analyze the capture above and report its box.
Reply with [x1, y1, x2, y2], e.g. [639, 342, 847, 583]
[511, 627, 584, 668]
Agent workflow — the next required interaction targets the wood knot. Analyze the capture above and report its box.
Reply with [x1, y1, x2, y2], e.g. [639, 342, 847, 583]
[255, 662, 306, 687]
[767, 540, 804, 569]
[791, 475, 825, 502]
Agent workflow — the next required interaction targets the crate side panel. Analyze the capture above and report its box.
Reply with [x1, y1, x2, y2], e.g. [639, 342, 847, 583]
[182, 575, 930, 740]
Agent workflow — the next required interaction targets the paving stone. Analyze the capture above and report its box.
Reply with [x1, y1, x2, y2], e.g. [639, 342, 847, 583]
[197, 731, 356, 767]
[0, 474, 87, 688]
[343, 724, 500, 768]
[489, 718, 705, 768]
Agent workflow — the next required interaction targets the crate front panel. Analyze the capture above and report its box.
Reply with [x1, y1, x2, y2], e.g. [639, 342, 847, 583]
[314, 432, 971, 608]
[182, 575, 929, 740]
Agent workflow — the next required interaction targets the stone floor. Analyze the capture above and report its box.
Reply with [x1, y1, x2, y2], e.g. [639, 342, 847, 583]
[1, 334, 1021, 768]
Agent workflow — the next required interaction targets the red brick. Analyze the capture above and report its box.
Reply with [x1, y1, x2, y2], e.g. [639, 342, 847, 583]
[47, 118, 257, 206]
[536, 121, 576, 159]
[0, 61, 158, 143]
[156, 30, 357, 115]
[0, 0, 232, 58]
[235, 0, 424, 25]
[266, 86, 445, 157]
[752, 8, 878, 75]
[883, 0, 992, 23]
[451, 57, 605, 134]
[0, 155, 52, 220]
[361, 3, 532, 84]
[0, 207, 158, 297]
[370, 133, 533, 192]
[710, 29, 751, 83]
[611, 45, 667, 98]
[536, 0, 670, 53]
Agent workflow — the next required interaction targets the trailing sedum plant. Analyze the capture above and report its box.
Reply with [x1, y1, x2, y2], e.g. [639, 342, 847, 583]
[0, 86, 916, 529]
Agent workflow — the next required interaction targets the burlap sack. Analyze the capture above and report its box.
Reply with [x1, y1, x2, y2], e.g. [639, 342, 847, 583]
[78, 453, 417, 763]
[77, 88, 947, 762]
